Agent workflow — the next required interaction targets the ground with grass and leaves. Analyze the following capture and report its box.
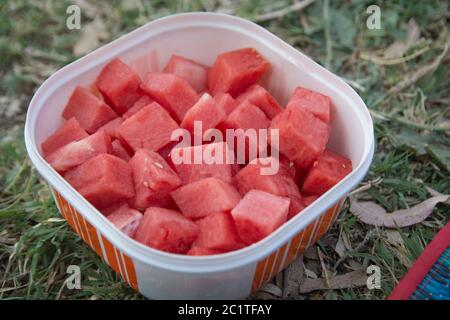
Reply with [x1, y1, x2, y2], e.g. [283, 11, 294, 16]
[0, 0, 449, 300]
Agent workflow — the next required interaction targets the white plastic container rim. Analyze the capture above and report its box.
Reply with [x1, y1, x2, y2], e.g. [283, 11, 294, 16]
[25, 12, 375, 275]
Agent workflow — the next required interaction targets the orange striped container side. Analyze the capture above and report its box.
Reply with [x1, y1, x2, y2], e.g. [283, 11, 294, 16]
[52, 187, 343, 296]
[251, 200, 344, 292]
[52, 189, 139, 291]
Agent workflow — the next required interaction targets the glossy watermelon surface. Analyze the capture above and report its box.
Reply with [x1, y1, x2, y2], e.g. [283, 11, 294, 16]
[163, 55, 208, 93]
[64, 154, 135, 209]
[134, 207, 199, 254]
[171, 177, 241, 220]
[140, 73, 199, 122]
[63, 86, 117, 133]
[116, 102, 179, 153]
[41, 117, 88, 157]
[231, 190, 290, 244]
[95, 58, 142, 115]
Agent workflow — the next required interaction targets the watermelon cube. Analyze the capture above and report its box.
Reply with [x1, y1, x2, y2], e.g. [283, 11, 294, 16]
[171, 177, 241, 220]
[172, 142, 234, 184]
[62, 86, 117, 133]
[122, 95, 154, 119]
[46, 130, 111, 172]
[129, 149, 182, 209]
[236, 84, 282, 119]
[302, 149, 352, 195]
[180, 93, 226, 138]
[221, 101, 270, 163]
[193, 212, 244, 251]
[64, 154, 135, 209]
[269, 104, 330, 166]
[232, 157, 302, 217]
[222, 100, 270, 131]
[95, 59, 142, 115]
[41, 118, 88, 157]
[231, 190, 290, 244]
[134, 207, 199, 254]
[187, 246, 223, 256]
[116, 102, 179, 153]
[111, 139, 131, 162]
[140, 73, 199, 122]
[214, 93, 236, 115]
[163, 55, 208, 93]
[96, 117, 123, 138]
[288, 87, 331, 123]
[208, 48, 270, 97]
[107, 203, 143, 237]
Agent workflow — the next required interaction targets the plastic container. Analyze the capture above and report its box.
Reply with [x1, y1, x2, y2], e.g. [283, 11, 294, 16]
[24, 13, 374, 299]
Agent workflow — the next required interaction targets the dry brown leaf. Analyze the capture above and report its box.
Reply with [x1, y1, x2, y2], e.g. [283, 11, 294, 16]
[304, 266, 318, 279]
[388, 41, 449, 95]
[259, 283, 282, 297]
[73, 18, 109, 56]
[73, 0, 97, 18]
[385, 230, 404, 246]
[283, 255, 304, 298]
[299, 270, 367, 293]
[334, 234, 346, 258]
[253, 0, 316, 23]
[383, 19, 420, 59]
[304, 246, 319, 260]
[350, 194, 449, 228]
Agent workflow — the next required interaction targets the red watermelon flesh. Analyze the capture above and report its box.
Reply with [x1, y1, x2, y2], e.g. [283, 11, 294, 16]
[122, 95, 154, 119]
[62, 86, 117, 133]
[157, 141, 181, 171]
[163, 55, 208, 93]
[232, 157, 302, 217]
[287, 194, 306, 220]
[187, 246, 223, 256]
[101, 201, 127, 216]
[107, 203, 143, 237]
[302, 149, 352, 195]
[279, 154, 296, 179]
[236, 84, 282, 119]
[288, 87, 331, 123]
[269, 103, 330, 165]
[231, 190, 290, 244]
[46, 130, 111, 172]
[111, 139, 131, 162]
[171, 177, 241, 220]
[96, 117, 123, 138]
[222, 100, 270, 131]
[140, 73, 199, 122]
[180, 93, 226, 138]
[221, 101, 270, 163]
[41, 118, 88, 157]
[134, 207, 199, 254]
[116, 103, 179, 153]
[64, 154, 135, 209]
[302, 195, 319, 206]
[129, 149, 182, 210]
[95, 58, 142, 115]
[207, 48, 270, 97]
[214, 92, 236, 115]
[172, 142, 234, 184]
[193, 212, 244, 251]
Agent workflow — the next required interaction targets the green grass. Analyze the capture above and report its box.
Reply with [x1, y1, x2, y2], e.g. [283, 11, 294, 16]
[0, 0, 449, 300]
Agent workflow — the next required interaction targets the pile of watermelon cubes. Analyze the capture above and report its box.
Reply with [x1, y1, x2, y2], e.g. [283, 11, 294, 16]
[42, 48, 353, 256]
